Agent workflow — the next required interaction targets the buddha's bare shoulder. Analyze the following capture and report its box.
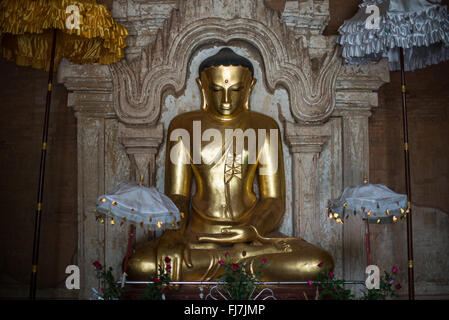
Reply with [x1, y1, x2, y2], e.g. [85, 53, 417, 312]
[168, 110, 205, 130]
[247, 111, 280, 130]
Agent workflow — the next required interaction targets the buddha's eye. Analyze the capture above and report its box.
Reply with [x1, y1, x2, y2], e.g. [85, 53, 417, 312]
[231, 86, 242, 92]
[212, 86, 222, 92]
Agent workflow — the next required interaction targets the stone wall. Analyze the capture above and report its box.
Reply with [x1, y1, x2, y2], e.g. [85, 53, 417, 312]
[0, 60, 77, 298]
[0, 0, 111, 299]
[369, 60, 449, 298]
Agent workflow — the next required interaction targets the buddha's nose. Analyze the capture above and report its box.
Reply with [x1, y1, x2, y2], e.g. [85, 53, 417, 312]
[221, 89, 231, 109]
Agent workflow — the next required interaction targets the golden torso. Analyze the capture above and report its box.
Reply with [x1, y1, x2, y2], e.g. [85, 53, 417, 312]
[168, 110, 280, 236]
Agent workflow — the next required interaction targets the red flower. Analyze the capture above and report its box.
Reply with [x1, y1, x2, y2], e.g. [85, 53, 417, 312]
[225, 252, 230, 257]
[153, 277, 159, 284]
[93, 261, 103, 270]
[392, 266, 398, 273]
[100, 288, 104, 293]
[232, 263, 239, 271]
[166, 264, 171, 271]
[307, 280, 313, 286]
[328, 271, 334, 277]
[218, 260, 224, 265]
[395, 284, 402, 290]
[164, 256, 171, 264]
[317, 261, 324, 268]
[162, 286, 168, 292]
[262, 258, 267, 264]
[389, 279, 395, 285]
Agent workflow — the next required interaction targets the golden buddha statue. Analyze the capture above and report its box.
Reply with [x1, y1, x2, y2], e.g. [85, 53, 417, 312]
[127, 48, 334, 282]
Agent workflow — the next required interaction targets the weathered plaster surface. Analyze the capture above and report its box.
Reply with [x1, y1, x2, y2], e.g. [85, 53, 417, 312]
[371, 205, 449, 298]
[318, 117, 343, 278]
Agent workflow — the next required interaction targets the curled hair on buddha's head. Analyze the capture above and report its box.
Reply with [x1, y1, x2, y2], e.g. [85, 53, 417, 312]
[199, 48, 254, 77]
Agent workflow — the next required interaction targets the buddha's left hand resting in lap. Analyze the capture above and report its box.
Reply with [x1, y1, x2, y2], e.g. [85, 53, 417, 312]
[127, 48, 334, 282]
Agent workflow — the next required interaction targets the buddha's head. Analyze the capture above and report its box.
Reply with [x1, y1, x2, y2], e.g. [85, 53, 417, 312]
[197, 48, 257, 117]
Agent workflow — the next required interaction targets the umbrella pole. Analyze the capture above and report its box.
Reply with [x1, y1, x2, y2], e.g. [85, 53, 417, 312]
[365, 219, 370, 266]
[29, 29, 57, 300]
[121, 224, 136, 287]
[123, 224, 136, 274]
[399, 48, 415, 300]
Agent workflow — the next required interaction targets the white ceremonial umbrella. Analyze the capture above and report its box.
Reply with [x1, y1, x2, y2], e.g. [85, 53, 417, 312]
[328, 183, 408, 224]
[327, 181, 408, 267]
[95, 180, 181, 287]
[96, 180, 181, 230]
[337, 0, 449, 299]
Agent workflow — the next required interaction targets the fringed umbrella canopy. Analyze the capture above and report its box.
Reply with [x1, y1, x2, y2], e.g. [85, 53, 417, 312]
[96, 181, 182, 231]
[0, 0, 128, 71]
[327, 183, 409, 268]
[328, 184, 408, 224]
[338, 0, 449, 71]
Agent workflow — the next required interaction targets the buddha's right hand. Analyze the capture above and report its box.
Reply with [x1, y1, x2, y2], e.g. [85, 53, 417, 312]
[156, 230, 193, 282]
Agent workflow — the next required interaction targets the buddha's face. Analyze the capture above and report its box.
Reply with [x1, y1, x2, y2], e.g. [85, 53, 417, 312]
[198, 65, 256, 116]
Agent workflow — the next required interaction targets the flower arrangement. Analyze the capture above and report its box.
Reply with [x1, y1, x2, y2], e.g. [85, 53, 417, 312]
[141, 256, 172, 300]
[360, 266, 401, 300]
[310, 262, 402, 300]
[313, 262, 354, 300]
[218, 251, 269, 300]
[93, 261, 123, 300]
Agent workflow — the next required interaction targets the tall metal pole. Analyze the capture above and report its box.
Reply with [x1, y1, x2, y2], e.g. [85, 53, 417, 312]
[29, 29, 57, 300]
[399, 48, 415, 300]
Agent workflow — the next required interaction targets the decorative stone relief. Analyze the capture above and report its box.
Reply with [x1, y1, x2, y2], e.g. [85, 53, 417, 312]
[282, 0, 330, 35]
[118, 123, 163, 186]
[109, 0, 342, 126]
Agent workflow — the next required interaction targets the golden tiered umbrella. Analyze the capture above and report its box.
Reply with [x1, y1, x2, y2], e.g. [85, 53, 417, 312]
[0, 0, 128, 299]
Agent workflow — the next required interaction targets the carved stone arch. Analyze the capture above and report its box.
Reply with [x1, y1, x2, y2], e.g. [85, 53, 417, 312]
[109, 2, 342, 126]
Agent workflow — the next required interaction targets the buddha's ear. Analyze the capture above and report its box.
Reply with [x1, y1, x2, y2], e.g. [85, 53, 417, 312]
[196, 77, 208, 111]
[250, 78, 257, 91]
[244, 78, 257, 110]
